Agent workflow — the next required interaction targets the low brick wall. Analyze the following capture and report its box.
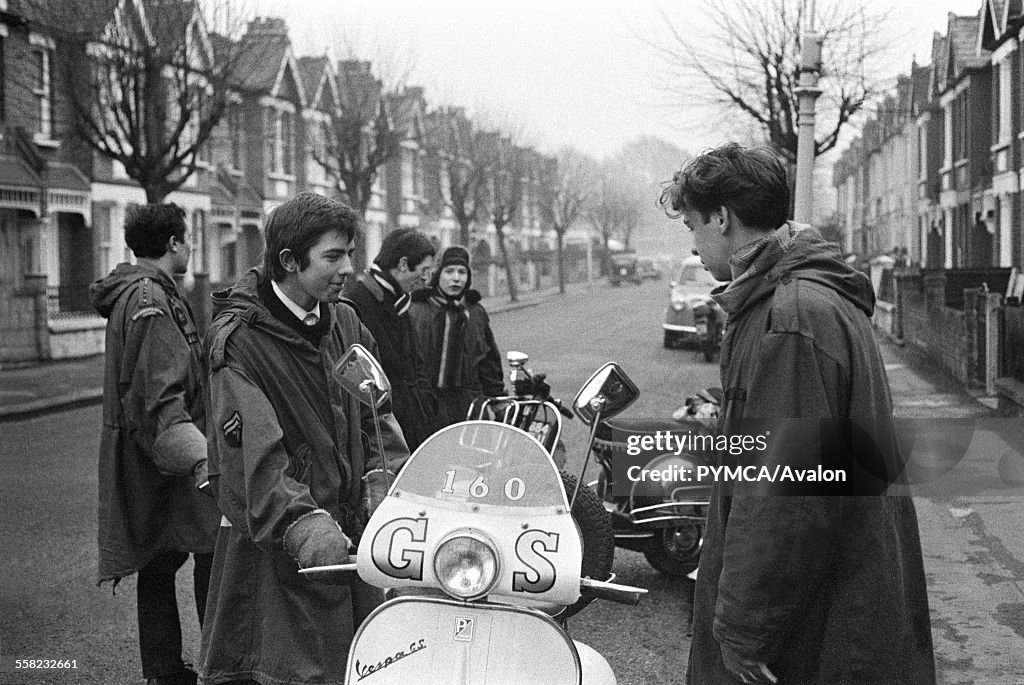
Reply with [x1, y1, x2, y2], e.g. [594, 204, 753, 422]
[896, 271, 970, 385]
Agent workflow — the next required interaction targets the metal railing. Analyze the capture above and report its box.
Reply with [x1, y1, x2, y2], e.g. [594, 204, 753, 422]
[46, 285, 94, 318]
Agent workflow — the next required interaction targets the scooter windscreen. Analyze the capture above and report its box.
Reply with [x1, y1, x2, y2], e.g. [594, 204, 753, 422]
[357, 421, 584, 606]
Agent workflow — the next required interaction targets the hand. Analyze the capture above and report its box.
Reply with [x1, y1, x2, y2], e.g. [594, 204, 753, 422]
[284, 511, 352, 584]
[721, 644, 778, 684]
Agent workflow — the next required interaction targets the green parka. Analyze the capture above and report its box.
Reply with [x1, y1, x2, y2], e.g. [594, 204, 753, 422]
[90, 263, 219, 584]
[198, 269, 408, 685]
[687, 223, 935, 684]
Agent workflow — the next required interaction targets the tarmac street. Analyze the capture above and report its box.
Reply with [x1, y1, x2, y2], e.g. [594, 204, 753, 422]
[1, 277, 1022, 684]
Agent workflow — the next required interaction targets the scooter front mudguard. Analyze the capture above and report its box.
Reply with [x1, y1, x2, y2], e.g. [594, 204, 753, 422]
[346, 595, 614, 685]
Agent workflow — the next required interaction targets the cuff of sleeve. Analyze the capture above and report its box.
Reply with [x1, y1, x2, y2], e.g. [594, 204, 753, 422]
[151, 422, 207, 476]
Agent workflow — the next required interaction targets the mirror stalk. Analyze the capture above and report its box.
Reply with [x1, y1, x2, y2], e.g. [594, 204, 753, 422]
[569, 397, 606, 510]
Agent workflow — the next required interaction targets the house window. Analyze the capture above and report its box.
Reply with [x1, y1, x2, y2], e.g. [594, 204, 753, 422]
[999, 59, 1012, 144]
[265, 109, 277, 171]
[32, 46, 53, 139]
[280, 110, 293, 175]
[0, 35, 6, 125]
[229, 107, 243, 170]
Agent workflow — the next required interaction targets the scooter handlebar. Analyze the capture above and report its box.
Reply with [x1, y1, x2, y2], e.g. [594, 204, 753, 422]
[555, 400, 574, 419]
[579, 577, 648, 606]
[297, 561, 359, 576]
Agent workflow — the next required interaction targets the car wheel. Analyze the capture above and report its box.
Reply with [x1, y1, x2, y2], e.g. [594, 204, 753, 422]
[663, 331, 676, 348]
[702, 323, 723, 363]
[644, 522, 703, 577]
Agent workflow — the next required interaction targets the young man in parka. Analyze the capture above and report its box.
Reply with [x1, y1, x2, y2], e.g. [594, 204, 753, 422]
[197, 193, 408, 685]
[90, 203, 219, 685]
[661, 143, 935, 684]
[344, 228, 438, 450]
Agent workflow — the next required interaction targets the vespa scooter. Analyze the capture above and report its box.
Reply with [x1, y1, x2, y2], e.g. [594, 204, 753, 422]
[303, 346, 648, 684]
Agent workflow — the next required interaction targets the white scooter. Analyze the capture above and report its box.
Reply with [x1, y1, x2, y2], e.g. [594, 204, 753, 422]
[304, 345, 647, 684]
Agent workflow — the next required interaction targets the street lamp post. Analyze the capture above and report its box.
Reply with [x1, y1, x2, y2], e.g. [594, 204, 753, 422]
[793, 33, 824, 224]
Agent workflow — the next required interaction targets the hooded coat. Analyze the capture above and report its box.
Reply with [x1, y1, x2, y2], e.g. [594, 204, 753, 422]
[197, 269, 408, 685]
[408, 286, 505, 425]
[90, 262, 220, 584]
[687, 223, 935, 684]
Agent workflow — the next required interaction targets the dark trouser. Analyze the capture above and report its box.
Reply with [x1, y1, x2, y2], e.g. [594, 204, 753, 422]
[137, 550, 214, 678]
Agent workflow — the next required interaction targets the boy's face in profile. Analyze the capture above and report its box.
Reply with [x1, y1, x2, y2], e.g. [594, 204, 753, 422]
[681, 201, 732, 282]
[291, 229, 355, 307]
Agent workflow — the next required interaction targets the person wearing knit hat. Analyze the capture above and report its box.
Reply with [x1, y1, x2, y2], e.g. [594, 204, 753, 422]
[409, 245, 506, 425]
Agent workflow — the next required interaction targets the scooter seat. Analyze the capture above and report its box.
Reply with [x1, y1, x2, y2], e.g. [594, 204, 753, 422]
[596, 416, 690, 442]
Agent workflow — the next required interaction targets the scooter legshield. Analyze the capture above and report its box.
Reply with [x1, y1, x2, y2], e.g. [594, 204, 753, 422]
[346, 596, 582, 685]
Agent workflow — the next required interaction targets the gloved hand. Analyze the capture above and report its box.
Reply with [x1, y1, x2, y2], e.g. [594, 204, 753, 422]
[721, 643, 778, 684]
[283, 510, 352, 585]
[193, 459, 213, 497]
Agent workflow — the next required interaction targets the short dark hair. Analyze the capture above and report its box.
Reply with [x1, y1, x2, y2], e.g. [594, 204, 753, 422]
[263, 192, 361, 281]
[124, 203, 187, 259]
[374, 228, 436, 271]
[659, 143, 790, 231]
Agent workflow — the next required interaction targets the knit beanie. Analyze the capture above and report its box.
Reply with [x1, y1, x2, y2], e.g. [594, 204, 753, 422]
[433, 245, 472, 290]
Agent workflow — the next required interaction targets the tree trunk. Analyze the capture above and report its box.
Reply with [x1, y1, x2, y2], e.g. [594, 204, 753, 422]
[555, 230, 566, 294]
[495, 225, 518, 303]
[458, 218, 472, 248]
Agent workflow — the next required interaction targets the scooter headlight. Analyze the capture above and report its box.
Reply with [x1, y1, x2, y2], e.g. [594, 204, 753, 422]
[433, 530, 499, 600]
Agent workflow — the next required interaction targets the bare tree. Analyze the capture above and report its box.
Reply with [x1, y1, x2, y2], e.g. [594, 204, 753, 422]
[310, 60, 403, 221]
[587, 159, 645, 277]
[29, 0, 251, 202]
[425, 108, 493, 248]
[647, 0, 893, 162]
[480, 132, 524, 303]
[541, 148, 598, 294]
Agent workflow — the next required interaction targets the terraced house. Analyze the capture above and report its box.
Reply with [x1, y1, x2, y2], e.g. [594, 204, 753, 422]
[0, 1, 567, 363]
[833, 0, 1024, 416]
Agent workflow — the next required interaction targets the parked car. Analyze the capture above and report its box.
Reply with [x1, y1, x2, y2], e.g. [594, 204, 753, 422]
[638, 259, 661, 280]
[609, 251, 642, 286]
[663, 256, 727, 361]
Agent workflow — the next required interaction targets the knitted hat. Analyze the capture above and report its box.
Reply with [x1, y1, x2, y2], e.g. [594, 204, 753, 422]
[440, 245, 470, 270]
[433, 245, 472, 291]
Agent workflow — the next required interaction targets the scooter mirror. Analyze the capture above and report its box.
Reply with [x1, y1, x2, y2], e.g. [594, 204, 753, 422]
[333, 343, 391, 409]
[507, 351, 529, 367]
[572, 362, 639, 426]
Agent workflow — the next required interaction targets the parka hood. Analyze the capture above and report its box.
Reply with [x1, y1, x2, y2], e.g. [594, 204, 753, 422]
[712, 222, 875, 321]
[90, 262, 175, 318]
[209, 268, 334, 352]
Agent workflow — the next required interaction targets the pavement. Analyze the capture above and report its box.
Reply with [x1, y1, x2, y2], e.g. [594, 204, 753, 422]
[0, 283, 574, 421]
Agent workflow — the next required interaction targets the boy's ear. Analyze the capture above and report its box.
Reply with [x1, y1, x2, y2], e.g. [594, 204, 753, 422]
[397, 256, 409, 272]
[279, 248, 299, 273]
[717, 206, 731, 235]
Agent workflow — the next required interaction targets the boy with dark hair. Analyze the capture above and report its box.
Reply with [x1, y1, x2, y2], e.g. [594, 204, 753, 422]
[90, 203, 219, 685]
[344, 228, 438, 449]
[198, 192, 408, 685]
[661, 143, 935, 685]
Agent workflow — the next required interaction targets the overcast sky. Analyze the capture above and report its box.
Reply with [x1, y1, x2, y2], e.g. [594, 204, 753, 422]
[255, 0, 987, 160]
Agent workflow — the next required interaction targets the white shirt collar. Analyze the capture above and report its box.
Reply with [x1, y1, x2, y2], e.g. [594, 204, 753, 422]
[271, 280, 320, 323]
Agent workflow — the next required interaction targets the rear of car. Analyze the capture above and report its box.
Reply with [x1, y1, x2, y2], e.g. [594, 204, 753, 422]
[663, 257, 725, 349]
[609, 252, 642, 286]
